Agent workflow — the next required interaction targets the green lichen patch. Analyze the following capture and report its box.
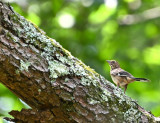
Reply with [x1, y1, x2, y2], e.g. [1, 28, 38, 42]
[6, 31, 19, 43]
[20, 60, 30, 71]
[81, 77, 91, 86]
[59, 91, 74, 101]
[100, 89, 110, 102]
[38, 89, 41, 92]
[15, 69, 20, 75]
[87, 98, 100, 105]
[124, 107, 141, 122]
[48, 60, 69, 79]
[65, 78, 70, 82]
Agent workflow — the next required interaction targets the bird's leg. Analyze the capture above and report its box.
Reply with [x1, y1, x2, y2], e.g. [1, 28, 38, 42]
[124, 84, 128, 94]
[117, 83, 120, 88]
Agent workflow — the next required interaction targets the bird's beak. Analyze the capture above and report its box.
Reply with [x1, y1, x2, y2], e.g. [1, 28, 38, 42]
[106, 60, 110, 63]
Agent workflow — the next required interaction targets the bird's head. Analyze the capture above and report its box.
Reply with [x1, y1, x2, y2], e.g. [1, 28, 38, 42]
[106, 60, 120, 70]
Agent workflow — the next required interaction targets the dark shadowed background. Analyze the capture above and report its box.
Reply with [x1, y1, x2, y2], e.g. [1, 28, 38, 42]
[0, 0, 160, 122]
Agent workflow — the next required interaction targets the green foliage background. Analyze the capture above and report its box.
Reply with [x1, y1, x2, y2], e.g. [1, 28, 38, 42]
[1, 0, 160, 121]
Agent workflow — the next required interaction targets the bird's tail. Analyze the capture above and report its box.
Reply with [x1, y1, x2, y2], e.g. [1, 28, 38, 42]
[134, 78, 150, 82]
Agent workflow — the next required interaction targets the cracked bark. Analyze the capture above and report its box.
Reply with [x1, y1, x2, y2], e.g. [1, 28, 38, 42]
[0, 1, 160, 123]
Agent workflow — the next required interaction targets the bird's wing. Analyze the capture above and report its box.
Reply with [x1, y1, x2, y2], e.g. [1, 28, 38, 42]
[110, 68, 134, 78]
[116, 71, 134, 78]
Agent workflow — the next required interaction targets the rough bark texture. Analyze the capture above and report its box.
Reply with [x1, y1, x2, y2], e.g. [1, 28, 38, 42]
[0, 1, 160, 123]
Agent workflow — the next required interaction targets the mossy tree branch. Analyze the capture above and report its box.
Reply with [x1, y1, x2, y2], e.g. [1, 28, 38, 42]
[0, 2, 159, 123]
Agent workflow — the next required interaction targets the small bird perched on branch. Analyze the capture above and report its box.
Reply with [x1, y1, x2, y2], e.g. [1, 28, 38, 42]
[106, 60, 150, 93]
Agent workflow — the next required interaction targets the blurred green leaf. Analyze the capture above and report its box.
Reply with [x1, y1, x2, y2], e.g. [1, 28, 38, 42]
[143, 45, 160, 65]
[27, 13, 41, 25]
[88, 4, 115, 24]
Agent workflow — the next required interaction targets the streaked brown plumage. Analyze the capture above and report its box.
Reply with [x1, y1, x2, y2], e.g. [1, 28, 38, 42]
[106, 60, 150, 93]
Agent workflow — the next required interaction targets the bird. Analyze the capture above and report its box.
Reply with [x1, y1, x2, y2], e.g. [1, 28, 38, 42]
[106, 60, 150, 93]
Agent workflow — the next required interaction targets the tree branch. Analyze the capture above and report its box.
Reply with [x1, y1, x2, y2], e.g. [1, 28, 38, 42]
[119, 7, 160, 25]
[0, 1, 159, 122]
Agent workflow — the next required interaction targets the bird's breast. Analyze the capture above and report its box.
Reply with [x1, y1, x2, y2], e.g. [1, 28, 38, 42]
[111, 75, 129, 87]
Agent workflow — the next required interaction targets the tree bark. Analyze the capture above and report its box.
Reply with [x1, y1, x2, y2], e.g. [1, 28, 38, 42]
[0, 1, 159, 123]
